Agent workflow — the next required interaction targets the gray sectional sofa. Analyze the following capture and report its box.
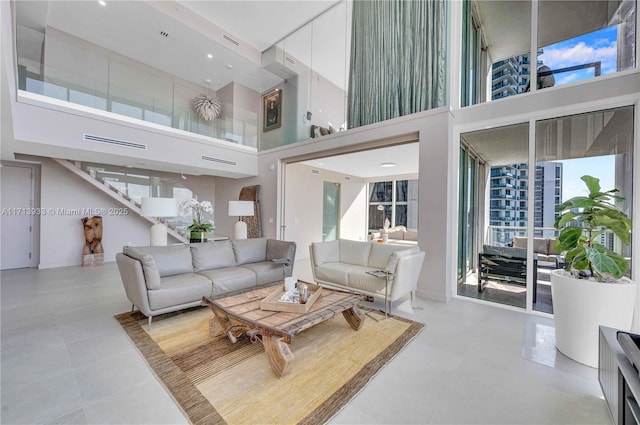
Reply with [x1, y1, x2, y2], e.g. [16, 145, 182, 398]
[116, 238, 296, 326]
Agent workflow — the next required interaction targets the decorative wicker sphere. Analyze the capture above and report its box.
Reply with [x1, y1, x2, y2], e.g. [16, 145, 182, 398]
[193, 94, 222, 121]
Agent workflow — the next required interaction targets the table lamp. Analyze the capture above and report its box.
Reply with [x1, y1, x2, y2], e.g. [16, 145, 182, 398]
[228, 200, 254, 240]
[141, 197, 178, 246]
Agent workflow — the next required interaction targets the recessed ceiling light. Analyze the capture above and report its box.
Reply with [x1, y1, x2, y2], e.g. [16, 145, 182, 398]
[204, 78, 212, 84]
[380, 162, 397, 168]
[207, 53, 213, 59]
[98, 0, 106, 5]
[317, 162, 324, 166]
[227, 64, 233, 69]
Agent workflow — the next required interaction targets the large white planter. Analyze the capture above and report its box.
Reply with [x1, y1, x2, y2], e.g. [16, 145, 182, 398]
[550, 269, 637, 368]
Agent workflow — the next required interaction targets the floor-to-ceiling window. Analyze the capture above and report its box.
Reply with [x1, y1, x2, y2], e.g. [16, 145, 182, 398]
[533, 105, 635, 312]
[463, 0, 637, 106]
[368, 179, 418, 233]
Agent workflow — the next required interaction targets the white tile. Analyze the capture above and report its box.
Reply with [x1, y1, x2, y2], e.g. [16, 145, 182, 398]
[1, 345, 72, 389]
[73, 350, 156, 404]
[66, 329, 133, 369]
[1, 264, 613, 425]
[83, 379, 188, 424]
[0, 371, 82, 425]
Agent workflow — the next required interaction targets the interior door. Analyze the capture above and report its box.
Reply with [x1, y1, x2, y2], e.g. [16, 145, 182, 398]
[1, 165, 34, 270]
[322, 181, 340, 241]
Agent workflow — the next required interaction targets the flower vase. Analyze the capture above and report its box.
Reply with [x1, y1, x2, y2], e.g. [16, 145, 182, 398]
[189, 231, 207, 243]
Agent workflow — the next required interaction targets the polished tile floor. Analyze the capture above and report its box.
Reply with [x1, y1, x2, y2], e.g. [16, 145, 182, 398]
[1, 260, 612, 424]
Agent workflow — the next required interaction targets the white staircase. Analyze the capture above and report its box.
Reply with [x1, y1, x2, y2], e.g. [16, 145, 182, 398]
[54, 159, 188, 244]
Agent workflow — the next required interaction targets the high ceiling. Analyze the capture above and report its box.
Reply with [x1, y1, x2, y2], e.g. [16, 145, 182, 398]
[15, 0, 340, 92]
[12, 0, 416, 178]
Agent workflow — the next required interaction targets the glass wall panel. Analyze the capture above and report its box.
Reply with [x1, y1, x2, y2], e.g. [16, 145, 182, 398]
[534, 106, 634, 312]
[537, 0, 636, 90]
[458, 123, 530, 309]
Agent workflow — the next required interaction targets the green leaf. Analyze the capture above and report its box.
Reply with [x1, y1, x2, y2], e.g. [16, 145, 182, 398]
[586, 248, 624, 280]
[557, 227, 583, 250]
[582, 175, 601, 196]
[556, 212, 578, 229]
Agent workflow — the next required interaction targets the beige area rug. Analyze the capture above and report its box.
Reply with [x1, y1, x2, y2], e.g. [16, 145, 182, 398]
[115, 306, 424, 425]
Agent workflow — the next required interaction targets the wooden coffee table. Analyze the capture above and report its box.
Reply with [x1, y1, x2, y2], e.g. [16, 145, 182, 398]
[203, 282, 365, 377]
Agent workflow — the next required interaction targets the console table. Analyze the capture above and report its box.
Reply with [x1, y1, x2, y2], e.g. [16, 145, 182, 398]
[599, 326, 640, 424]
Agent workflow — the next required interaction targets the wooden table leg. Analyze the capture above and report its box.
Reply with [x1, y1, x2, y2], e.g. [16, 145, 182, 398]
[342, 305, 365, 331]
[263, 335, 295, 377]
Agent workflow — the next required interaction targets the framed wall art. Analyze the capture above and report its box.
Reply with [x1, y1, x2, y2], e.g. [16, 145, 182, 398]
[263, 89, 282, 132]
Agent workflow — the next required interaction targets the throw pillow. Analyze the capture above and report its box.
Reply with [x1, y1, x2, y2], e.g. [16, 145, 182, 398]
[123, 246, 162, 290]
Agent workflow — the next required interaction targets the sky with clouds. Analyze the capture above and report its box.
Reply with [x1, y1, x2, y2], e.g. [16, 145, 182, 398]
[538, 27, 619, 201]
[539, 26, 618, 86]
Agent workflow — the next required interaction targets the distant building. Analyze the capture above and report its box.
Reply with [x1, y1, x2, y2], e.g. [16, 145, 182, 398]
[491, 50, 543, 100]
[489, 162, 562, 245]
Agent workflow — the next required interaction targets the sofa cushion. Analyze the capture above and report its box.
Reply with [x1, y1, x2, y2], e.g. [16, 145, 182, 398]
[312, 240, 339, 265]
[386, 246, 421, 273]
[404, 231, 418, 241]
[197, 267, 256, 296]
[533, 238, 549, 255]
[512, 236, 526, 249]
[368, 243, 411, 270]
[548, 238, 560, 255]
[266, 239, 295, 262]
[242, 261, 284, 285]
[348, 269, 387, 296]
[123, 246, 161, 290]
[338, 239, 371, 266]
[315, 263, 369, 286]
[134, 245, 194, 278]
[147, 273, 212, 310]
[190, 240, 236, 272]
[483, 245, 526, 259]
[387, 230, 405, 240]
[232, 238, 268, 265]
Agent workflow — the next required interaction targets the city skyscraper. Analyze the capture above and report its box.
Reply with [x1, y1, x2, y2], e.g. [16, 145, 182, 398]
[489, 162, 562, 245]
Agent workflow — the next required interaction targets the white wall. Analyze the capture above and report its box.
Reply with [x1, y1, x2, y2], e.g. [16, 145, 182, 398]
[214, 107, 453, 302]
[37, 158, 217, 268]
[39, 158, 151, 268]
[283, 163, 367, 260]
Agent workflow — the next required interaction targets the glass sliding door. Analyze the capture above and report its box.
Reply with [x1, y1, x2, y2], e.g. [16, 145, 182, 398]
[458, 123, 530, 309]
[534, 106, 635, 313]
[457, 146, 479, 284]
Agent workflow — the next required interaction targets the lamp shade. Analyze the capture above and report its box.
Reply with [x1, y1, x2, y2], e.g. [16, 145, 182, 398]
[228, 201, 254, 217]
[141, 197, 178, 217]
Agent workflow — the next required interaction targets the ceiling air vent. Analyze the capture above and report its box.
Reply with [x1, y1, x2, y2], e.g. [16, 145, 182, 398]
[223, 34, 240, 47]
[160, 31, 169, 37]
[201, 155, 236, 166]
[311, 169, 320, 175]
[285, 55, 296, 65]
[83, 134, 147, 150]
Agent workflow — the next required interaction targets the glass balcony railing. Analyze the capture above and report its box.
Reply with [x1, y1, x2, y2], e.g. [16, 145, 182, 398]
[17, 62, 259, 148]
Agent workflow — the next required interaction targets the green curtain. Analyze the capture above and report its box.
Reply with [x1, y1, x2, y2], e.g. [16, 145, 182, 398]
[348, 0, 447, 129]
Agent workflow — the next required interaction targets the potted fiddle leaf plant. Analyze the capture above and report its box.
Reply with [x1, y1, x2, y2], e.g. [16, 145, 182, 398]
[551, 175, 635, 367]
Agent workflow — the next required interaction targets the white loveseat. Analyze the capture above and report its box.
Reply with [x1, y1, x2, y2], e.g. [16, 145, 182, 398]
[309, 239, 425, 312]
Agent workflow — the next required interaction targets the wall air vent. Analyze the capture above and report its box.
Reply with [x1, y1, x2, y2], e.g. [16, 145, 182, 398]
[311, 169, 320, 175]
[345, 176, 351, 181]
[223, 34, 240, 47]
[285, 55, 296, 65]
[83, 134, 147, 150]
[201, 155, 236, 166]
